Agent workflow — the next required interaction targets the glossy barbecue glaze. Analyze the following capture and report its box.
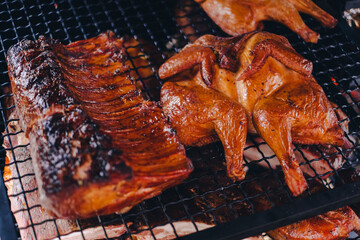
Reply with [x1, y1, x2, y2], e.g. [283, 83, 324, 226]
[6, 31, 192, 219]
[159, 32, 345, 197]
[194, 0, 337, 43]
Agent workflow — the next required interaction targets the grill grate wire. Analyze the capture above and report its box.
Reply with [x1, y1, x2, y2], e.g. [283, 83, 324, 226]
[0, 0, 360, 239]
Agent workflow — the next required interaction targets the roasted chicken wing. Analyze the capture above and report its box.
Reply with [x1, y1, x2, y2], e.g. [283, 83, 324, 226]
[159, 32, 346, 196]
[194, 0, 337, 43]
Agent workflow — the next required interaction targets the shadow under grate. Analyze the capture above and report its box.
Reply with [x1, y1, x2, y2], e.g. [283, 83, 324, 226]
[0, 0, 360, 239]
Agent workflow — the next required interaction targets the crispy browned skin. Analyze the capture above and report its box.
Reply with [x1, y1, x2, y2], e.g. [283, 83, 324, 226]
[161, 80, 247, 180]
[268, 206, 360, 240]
[159, 32, 345, 196]
[6, 31, 192, 219]
[194, 0, 337, 43]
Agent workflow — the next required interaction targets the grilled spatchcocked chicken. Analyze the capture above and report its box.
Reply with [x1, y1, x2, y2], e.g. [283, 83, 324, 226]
[159, 31, 346, 196]
[6, 31, 193, 218]
[194, 0, 337, 43]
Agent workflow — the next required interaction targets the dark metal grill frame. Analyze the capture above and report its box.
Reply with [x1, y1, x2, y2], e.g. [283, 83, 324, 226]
[1, 0, 360, 239]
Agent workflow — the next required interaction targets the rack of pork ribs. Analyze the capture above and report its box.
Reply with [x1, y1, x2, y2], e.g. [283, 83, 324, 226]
[6, 31, 193, 219]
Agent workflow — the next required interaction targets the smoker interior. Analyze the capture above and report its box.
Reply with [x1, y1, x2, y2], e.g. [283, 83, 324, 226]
[1, 0, 360, 239]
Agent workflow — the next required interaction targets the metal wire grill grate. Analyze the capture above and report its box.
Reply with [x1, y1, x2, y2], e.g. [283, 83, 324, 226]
[1, 0, 360, 239]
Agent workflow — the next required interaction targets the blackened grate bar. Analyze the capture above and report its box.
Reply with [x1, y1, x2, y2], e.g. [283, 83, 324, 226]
[1, 0, 360, 239]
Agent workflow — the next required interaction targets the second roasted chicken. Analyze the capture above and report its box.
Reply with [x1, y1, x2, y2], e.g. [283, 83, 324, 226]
[194, 0, 337, 43]
[159, 31, 346, 196]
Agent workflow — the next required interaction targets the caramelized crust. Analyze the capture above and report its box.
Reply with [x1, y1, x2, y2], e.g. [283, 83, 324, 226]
[6, 31, 192, 218]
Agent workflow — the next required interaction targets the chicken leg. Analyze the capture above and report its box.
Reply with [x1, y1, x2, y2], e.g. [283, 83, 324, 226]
[161, 80, 247, 180]
[252, 81, 343, 195]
